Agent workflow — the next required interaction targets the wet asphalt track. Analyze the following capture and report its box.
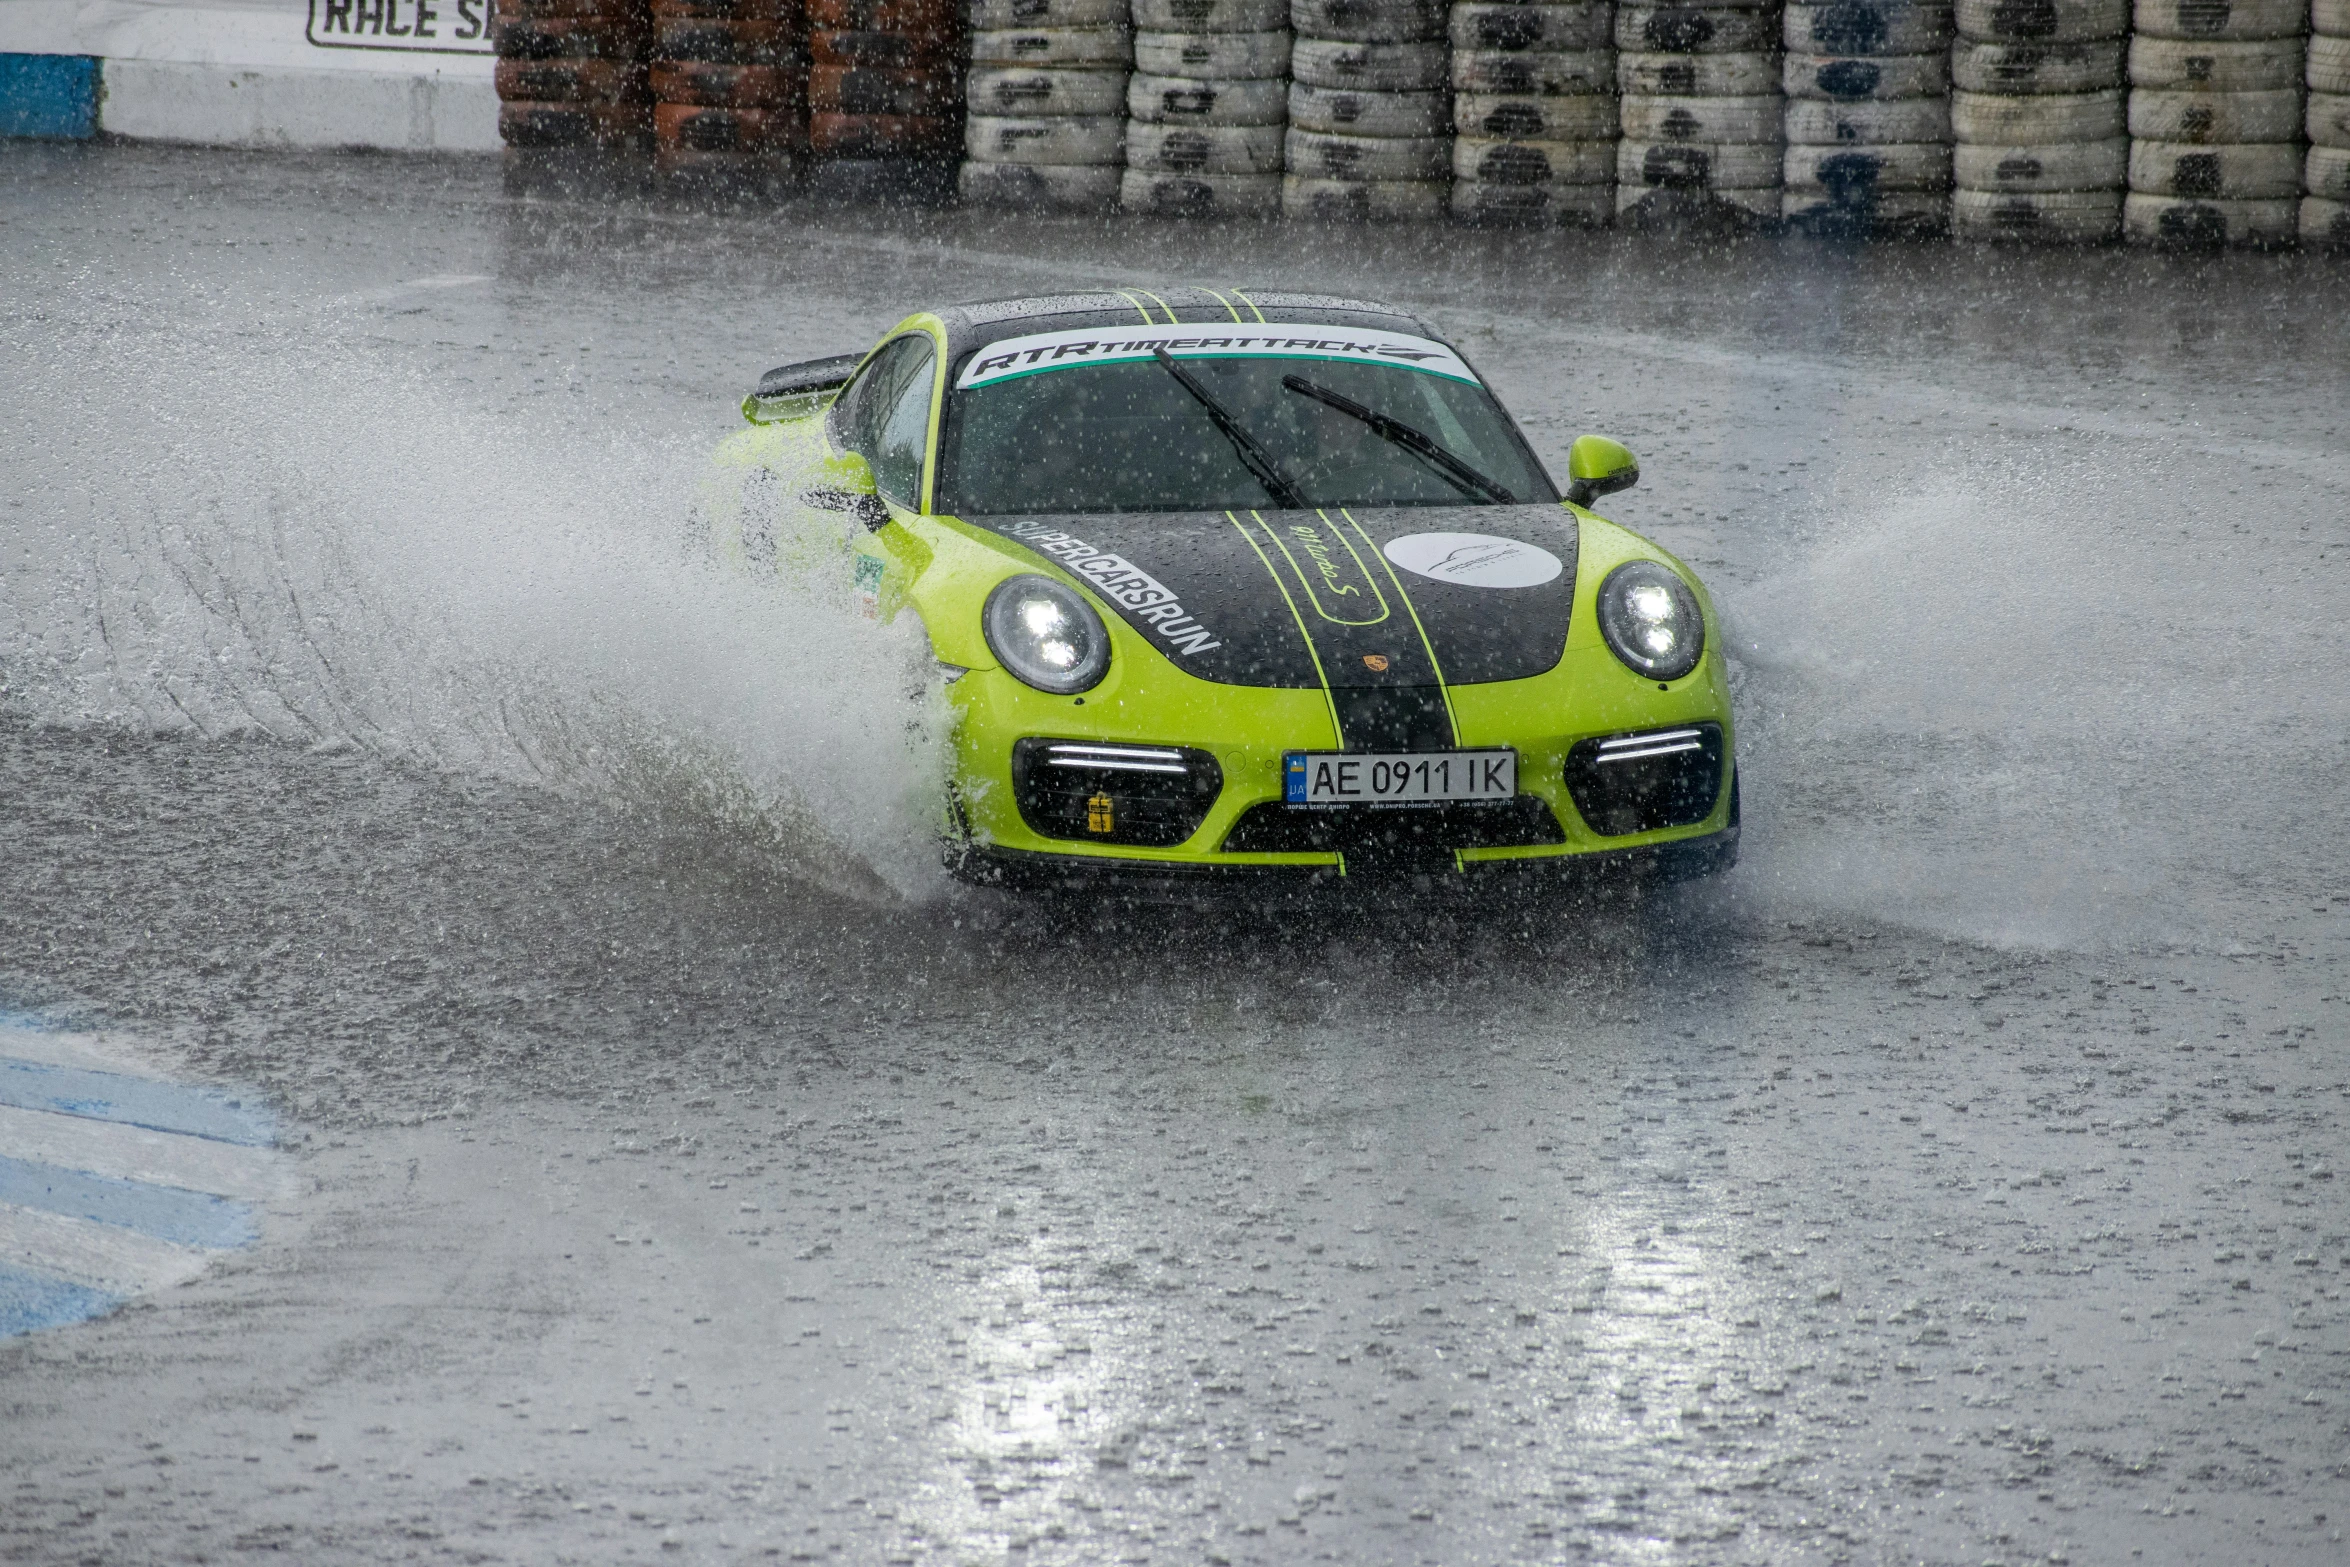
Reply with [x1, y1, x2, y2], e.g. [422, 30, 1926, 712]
[2, 143, 2349, 1565]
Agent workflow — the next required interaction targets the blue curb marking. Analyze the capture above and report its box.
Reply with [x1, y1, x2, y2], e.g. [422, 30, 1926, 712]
[0, 1154, 259, 1250]
[0, 1055, 277, 1147]
[0, 54, 101, 141]
[0, 1263, 122, 1337]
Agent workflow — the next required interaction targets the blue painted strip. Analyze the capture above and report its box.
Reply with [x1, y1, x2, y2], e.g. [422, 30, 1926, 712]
[0, 1262, 122, 1339]
[0, 54, 101, 141]
[0, 1056, 275, 1147]
[0, 1154, 258, 1250]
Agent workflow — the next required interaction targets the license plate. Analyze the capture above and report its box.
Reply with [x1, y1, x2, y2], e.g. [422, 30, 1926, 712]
[1283, 750, 1516, 806]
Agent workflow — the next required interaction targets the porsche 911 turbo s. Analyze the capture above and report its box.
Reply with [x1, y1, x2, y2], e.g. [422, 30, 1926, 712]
[712, 287, 1737, 897]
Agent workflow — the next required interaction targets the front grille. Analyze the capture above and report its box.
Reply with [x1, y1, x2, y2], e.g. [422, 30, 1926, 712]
[1010, 739, 1223, 848]
[1562, 723, 1727, 836]
[1222, 795, 1566, 857]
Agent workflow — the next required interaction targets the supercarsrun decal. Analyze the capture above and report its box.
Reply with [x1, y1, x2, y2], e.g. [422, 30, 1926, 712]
[955, 323, 1480, 391]
[995, 519, 1223, 655]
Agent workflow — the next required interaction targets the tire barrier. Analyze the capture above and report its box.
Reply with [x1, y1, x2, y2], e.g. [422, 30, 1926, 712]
[813, 0, 957, 181]
[1951, 0, 2127, 239]
[1617, 2, 1788, 227]
[2127, 0, 2307, 245]
[1449, 1, 1619, 225]
[1780, 1, 1954, 235]
[1126, 0, 1289, 214]
[2312, 0, 2350, 240]
[1286, 0, 1451, 218]
[650, 0, 808, 171]
[497, 0, 656, 150]
[963, 8, 1131, 210]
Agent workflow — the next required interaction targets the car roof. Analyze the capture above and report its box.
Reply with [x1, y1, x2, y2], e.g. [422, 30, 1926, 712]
[931, 288, 1440, 374]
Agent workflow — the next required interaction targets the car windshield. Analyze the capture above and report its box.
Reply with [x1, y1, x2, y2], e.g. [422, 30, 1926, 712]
[937, 351, 1556, 515]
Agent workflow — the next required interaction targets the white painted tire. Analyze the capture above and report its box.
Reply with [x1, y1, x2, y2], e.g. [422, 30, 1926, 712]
[960, 159, 1124, 206]
[1291, 82, 1452, 134]
[2317, 0, 2350, 29]
[1615, 6, 1785, 53]
[1280, 174, 1450, 218]
[1785, 139, 1955, 186]
[2303, 193, 2350, 244]
[1132, 0, 1289, 27]
[969, 0, 1130, 26]
[2129, 37, 2307, 90]
[1951, 185, 2123, 235]
[2127, 137, 2302, 195]
[2128, 87, 2302, 140]
[1454, 136, 1617, 182]
[2310, 36, 2350, 95]
[1290, 39, 1450, 89]
[1452, 178, 1616, 223]
[1455, 91, 1622, 139]
[966, 113, 1127, 163]
[969, 28, 1137, 67]
[1618, 50, 1782, 95]
[1784, 53, 1951, 99]
[2130, 0, 2310, 40]
[1951, 86, 2124, 139]
[1781, 185, 1953, 226]
[1289, 0, 1446, 41]
[1782, 2, 1955, 54]
[968, 66, 1134, 116]
[1953, 0, 2129, 41]
[1449, 2, 1617, 51]
[1786, 97, 1955, 141]
[2307, 143, 2350, 197]
[1953, 134, 2127, 186]
[1127, 72, 1290, 122]
[1620, 94, 1790, 142]
[1125, 119, 1288, 171]
[2123, 191, 2297, 241]
[1451, 49, 1617, 94]
[1285, 127, 1451, 179]
[2315, 91, 2350, 148]
[1618, 181, 1782, 216]
[1120, 168, 1284, 211]
[1618, 138, 1788, 185]
[1952, 40, 2123, 91]
[1134, 31, 1292, 76]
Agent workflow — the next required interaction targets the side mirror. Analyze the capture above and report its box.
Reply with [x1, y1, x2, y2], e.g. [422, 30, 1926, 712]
[742, 351, 865, 425]
[1564, 435, 1640, 509]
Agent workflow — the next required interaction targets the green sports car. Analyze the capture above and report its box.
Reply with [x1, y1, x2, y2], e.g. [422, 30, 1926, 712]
[713, 287, 1737, 896]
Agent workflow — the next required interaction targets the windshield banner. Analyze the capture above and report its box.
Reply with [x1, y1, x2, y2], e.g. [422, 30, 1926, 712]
[955, 323, 1481, 391]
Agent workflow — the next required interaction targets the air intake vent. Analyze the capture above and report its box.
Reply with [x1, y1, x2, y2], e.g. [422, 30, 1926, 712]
[1010, 740, 1223, 848]
[1562, 723, 1727, 836]
[1222, 796, 1565, 858]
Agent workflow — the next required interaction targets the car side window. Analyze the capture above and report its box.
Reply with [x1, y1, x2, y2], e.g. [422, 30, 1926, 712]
[836, 334, 935, 509]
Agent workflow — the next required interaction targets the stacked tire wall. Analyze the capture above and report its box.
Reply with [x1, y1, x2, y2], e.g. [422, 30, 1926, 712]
[2125, 0, 2306, 245]
[810, 0, 960, 171]
[1617, 1, 1787, 224]
[1950, 0, 2129, 240]
[495, 0, 656, 151]
[2305, 0, 2349, 241]
[652, 0, 808, 173]
[1781, 1, 1953, 233]
[963, 0, 1132, 209]
[1285, 0, 1453, 220]
[1124, 0, 1291, 215]
[1450, 2, 1618, 226]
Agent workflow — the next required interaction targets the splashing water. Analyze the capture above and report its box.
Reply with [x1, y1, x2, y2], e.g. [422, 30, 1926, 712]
[0, 295, 948, 902]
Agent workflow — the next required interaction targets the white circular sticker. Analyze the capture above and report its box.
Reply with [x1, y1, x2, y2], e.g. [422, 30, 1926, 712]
[1381, 531, 1564, 589]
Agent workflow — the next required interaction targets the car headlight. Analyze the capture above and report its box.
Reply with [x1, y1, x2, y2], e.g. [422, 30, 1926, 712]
[1596, 561, 1705, 682]
[983, 574, 1110, 696]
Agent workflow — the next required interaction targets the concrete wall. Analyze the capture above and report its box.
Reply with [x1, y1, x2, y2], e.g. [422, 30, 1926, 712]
[0, 0, 498, 150]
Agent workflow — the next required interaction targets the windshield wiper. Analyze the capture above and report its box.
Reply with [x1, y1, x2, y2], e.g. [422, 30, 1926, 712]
[1151, 348, 1310, 510]
[1280, 375, 1516, 505]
